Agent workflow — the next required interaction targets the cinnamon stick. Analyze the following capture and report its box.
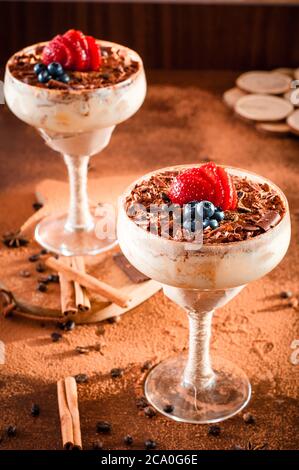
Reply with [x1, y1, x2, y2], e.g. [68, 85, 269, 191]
[71, 257, 91, 312]
[64, 376, 82, 449]
[57, 379, 74, 450]
[46, 257, 129, 308]
[19, 209, 49, 238]
[59, 258, 77, 316]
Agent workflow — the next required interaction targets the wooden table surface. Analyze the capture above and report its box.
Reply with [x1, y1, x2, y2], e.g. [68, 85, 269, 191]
[0, 71, 298, 450]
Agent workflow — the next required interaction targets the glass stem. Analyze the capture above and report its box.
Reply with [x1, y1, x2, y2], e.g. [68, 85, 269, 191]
[183, 309, 215, 389]
[64, 154, 94, 232]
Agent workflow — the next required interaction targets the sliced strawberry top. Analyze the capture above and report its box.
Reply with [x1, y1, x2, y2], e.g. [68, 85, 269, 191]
[168, 163, 237, 210]
[42, 35, 66, 66]
[198, 162, 224, 208]
[216, 167, 237, 210]
[169, 168, 215, 206]
[64, 29, 89, 71]
[42, 29, 101, 72]
[86, 35, 101, 70]
[55, 35, 76, 69]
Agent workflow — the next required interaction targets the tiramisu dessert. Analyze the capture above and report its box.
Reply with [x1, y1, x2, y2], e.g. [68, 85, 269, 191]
[4, 30, 146, 256]
[118, 164, 291, 423]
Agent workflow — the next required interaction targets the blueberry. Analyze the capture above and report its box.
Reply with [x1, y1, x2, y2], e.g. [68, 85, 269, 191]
[47, 62, 64, 78]
[38, 70, 50, 83]
[213, 210, 225, 222]
[58, 73, 70, 84]
[209, 219, 219, 230]
[203, 218, 210, 229]
[183, 219, 196, 233]
[200, 201, 215, 219]
[34, 63, 46, 75]
[183, 201, 197, 219]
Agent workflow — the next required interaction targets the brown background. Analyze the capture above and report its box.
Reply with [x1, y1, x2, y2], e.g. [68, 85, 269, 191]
[1, 1, 299, 70]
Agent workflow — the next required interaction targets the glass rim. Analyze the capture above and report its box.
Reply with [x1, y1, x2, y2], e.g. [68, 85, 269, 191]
[5, 39, 144, 96]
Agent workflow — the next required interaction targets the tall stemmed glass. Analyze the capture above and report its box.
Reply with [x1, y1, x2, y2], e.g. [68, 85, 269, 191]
[4, 40, 146, 256]
[118, 165, 291, 423]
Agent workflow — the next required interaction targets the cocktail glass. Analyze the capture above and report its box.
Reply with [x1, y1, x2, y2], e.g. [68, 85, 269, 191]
[118, 165, 291, 423]
[4, 40, 146, 256]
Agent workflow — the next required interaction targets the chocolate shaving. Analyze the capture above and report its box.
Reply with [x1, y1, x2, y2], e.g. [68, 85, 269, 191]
[256, 211, 281, 232]
[113, 253, 149, 283]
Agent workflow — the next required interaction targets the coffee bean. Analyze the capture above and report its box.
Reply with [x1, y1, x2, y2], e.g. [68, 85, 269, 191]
[28, 253, 40, 262]
[96, 421, 111, 433]
[144, 439, 157, 450]
[6, 425, 17, 437]
[32, 202, 43, 211]
[31, 404, 40, 417]
[36, 262, 46, 273]
[144, 406, 156, 418]
[136, 396, 148, 409]
[124, 435, 133, 445]
[280, 290, 293, 299]
[47, 274, 59, 283]
[51, 332, 62, 342]
[111, 368, 124, 378]
[208, 424, 221, 437]
[37, 282, 48, 293]
[243, 412, 255, 424]
[74, 374, 89, 384]
[60, 320, 75, 331]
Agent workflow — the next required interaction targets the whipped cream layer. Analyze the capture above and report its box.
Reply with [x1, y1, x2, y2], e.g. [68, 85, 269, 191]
[4, 40, 146, 133]
[118, 166, 291, 289]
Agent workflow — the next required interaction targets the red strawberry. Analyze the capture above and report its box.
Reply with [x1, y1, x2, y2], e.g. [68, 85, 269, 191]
[42, 35, 66, 66]
[198, 162, 224, 208]
[86, 35, 101, 71]
[216, 167, 237, 210]
[168, 163, 237, 210]
[64, 29, 89, 71]
[54, 35, 76, 69]
[169, 168, 215, 206]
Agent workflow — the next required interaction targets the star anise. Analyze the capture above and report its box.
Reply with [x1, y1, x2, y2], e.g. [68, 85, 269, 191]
[2, 231, 29, 248]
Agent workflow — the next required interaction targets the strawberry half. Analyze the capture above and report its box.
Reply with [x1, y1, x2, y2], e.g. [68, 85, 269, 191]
[168, 163, 237, 210]
[216, 167, 237, 210]
[197, 162, 224, 208]
[86, 35, 101, 71]
[169, 168, 215, 206]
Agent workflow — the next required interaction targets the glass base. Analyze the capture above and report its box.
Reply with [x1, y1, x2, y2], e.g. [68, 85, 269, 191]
[145, 354, 251, 424]
[35, 213, 117, 256]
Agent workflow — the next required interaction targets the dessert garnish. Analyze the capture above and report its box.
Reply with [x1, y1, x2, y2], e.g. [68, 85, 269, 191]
[33, 61, 70, 84]
[42, 29, 101, 72]
[169, 162, 237, 210]
[182, 200, 225, 232]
